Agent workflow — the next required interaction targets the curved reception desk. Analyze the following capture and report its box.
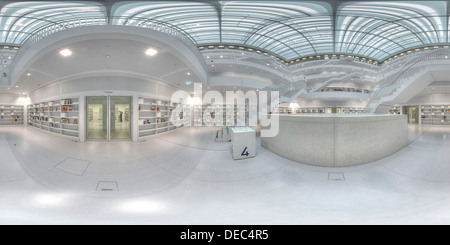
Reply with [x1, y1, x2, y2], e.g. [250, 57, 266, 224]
[261, 114, 408, 167]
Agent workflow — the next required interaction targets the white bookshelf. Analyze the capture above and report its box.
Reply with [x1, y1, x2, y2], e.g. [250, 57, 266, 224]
[341, 107, 364, 114]
[27, 97, 79, 139]
[273, 106, 327, 114]
[194, 104, 249, 126]
[389, 106, 402, 115]
[0, 105, 24, 125]
[421, 105, 450, 126]
[138, 97, 190, 138]
[273, 106, 365, 114]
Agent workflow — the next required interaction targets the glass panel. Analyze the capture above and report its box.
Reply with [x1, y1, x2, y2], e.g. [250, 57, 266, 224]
[110, 96, 131, 140]
[111, 1, 220, 44]
[0, 1, 107, 44]
[403, 106, 419, 124]
[337, 1, 447, 60]
[87, 96, 107, 140]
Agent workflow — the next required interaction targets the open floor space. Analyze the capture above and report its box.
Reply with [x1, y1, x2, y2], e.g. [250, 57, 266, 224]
[0, 125, 449, 224]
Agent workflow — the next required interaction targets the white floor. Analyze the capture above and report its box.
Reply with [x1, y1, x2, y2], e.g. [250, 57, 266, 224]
[0, 125, 449, 224]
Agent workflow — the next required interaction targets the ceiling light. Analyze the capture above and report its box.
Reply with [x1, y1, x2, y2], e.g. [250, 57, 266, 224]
[186, 72, 191, 76]
[220, 55, 223, 58]
[105, 55, 111, 59]
[26, 73, 31, 76]
[59, 49, 72, 57]
[7, 87, 10, 90]
[145, 48, 158, 56]
[8, 56, 11, 59]
[15, 85, 19, 88]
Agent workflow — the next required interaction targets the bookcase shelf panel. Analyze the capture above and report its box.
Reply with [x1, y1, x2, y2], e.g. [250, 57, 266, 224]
[421, 105, 450, 126]
[27, 97, 80, 140]
[138, 97, 190, 139]
[0, 105, 24, 125]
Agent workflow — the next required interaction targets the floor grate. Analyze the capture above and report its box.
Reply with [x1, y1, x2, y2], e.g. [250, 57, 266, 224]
[96, 181, 119, 191]
[328, 172, 345, 181]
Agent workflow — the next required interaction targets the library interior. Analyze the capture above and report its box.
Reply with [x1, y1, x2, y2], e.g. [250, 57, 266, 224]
[1, 0, 450, 225]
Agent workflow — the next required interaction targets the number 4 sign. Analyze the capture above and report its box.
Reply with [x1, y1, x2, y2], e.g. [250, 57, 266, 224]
[231, 127, 256, 160]
[241, 147, 250, 157]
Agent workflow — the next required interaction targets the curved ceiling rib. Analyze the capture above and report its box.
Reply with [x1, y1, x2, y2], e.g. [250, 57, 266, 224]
[0, 1, 449, 62]
[220, 1, 333, 60]
[0, 1, 106, 44]
[111, 1, 220, 44]
[336, 1, 446, 60]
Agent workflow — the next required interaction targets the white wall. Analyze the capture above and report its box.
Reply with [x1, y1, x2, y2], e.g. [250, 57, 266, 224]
[29, 74, 180, 102]
[407, 94, 450, 104]
[0, 93, 29, 125]
[0, 93, 28, 105]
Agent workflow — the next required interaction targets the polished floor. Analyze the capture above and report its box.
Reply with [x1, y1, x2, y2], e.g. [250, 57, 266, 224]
[0, 124, 449, 224]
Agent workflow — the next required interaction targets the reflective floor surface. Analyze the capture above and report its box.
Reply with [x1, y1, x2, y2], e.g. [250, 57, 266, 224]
[0, 125, 449, 224]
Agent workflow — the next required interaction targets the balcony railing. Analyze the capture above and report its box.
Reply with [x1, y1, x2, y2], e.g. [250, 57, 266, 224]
[364, 48, 450, 113]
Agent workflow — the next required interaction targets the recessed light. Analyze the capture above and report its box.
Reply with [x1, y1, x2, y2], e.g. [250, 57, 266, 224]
[8, 56, 11, 59]
[106, 55, 111, 59]
[7, 87, 10, 90]
[60, 49, 72, 57]
[220, 55, 223, 58]
[145, 48, 158, 56]
[15, 85, 19, 88]
[186, 72, 191, 76]
[27, 73, 31, 76]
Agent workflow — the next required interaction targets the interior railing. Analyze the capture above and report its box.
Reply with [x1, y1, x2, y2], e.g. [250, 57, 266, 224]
[364, 48, 450, 113]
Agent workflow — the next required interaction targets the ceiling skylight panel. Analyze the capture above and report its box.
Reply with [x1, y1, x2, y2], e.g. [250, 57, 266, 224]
[0, 1, 106, 44]
[223, 1, 329, 16]
[229, 6, 300, 18]
[111, 1, 219, 41]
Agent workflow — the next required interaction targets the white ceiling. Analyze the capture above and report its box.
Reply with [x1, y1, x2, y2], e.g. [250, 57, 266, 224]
[416, 86, 450, 96]
[1, 38, 201, 95]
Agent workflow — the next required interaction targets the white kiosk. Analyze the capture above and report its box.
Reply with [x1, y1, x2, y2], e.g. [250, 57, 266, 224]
[231, 127, 256, 160]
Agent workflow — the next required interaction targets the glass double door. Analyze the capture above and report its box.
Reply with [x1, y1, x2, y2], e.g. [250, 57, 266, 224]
[403, 106, 419, 124]
[87, 96, 131, 141]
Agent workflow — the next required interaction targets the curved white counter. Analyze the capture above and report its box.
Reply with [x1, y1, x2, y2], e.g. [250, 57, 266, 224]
[261, 114, 408, 167]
